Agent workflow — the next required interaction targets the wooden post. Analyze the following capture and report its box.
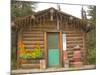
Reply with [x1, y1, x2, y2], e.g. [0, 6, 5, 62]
[83, 32, 87, 64]
[17, 28, 23, 69]
[17, 29, 20, 69]
[56, 13, 60, 30]
[50, 8, 54, 21]
[15, 29, 19, 69]
[59, 32, 63, 67]
[44, 32, 47, 68]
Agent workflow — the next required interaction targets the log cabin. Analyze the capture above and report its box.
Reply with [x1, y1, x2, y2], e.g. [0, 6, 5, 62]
[12, 7, 93, 69]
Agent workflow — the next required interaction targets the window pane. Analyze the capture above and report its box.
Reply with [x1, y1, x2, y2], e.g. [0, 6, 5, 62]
[48, 33, 58, 49]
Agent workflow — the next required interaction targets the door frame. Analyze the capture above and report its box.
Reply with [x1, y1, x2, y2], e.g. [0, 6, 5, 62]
[44, 31, 63, 68]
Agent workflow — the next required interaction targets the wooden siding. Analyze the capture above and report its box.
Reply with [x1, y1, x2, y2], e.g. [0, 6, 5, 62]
[22, 29, 44, 51]
[18, 20, 85, 68]
[20, 59, 40, 69]
[64, 30, 84, 65]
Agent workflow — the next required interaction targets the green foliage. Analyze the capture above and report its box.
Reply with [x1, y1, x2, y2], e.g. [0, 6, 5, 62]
[32, 47, 43, 59]
[11, 0, 37, 68]
[31, 43, 43, 59]
[87, 6, 96, 25]
[87, 30, 96, 64]
[87, 48, 96, 64]
[11, 0, 36, 21]
[20, 43, 43, 59]
[86, 6, 96, 64]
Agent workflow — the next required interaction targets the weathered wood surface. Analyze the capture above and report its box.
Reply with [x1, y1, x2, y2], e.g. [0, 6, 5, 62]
[18, 19, 85, 69]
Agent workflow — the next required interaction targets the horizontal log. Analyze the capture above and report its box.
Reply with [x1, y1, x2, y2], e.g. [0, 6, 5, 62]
[24, 44, 44, 48]
[68, 56, 84, 59]
[67, 52, 84, 57]
[21, 64, 40, 69]
[67, 47, 84, 49]
[22, 33, 43, 35]
[66, 50, 73, 52]
[24, 44, 44, 46]
[63, 28, 76, 31]
[22, 34, 44, 37]
[31, 25, 56, 28]
[25, 47, 44, 50]
[68, 54, 73, 58]
[23, 31, 44, 34]
[66, 34, 83, 37]
[64, 31, 83, 34]
[67, 38, 83, 41]
[23, 27, 56, 31]
[23, 37, 44, 41]
[67, 41, 83, 44]
[25, 48, 44, 51]
[20, 58, 40, 63]
[66, 51, 73, 54]
[67, 43, 83, 47]
[68, 58, 73, 61]
[67, 48, 83, 50]
[22, 36, 44, 38]
[24, 28, 57, 32]
[67, 40, 83, 42]
[23, 40, 44, 44]
[67, 36, 83, 39]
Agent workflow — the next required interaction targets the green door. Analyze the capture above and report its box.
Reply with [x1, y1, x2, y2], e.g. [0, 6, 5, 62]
[48, 33, 60, 67]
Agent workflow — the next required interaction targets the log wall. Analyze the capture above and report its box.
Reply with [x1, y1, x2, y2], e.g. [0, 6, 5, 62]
[18, 21, 85, 68]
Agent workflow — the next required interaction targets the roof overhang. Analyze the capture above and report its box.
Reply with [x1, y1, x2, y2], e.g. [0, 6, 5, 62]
[11, 7, 94, 32]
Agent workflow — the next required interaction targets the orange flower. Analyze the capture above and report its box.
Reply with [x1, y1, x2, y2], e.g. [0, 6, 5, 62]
[18, 40, 26, 54]
[18, 40, 25, 48]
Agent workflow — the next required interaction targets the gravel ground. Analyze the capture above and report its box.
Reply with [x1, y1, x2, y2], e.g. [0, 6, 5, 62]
[11, 65, 96, 75]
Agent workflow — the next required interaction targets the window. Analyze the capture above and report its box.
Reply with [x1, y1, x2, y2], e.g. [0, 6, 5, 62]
[62, 33, 67, 51]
